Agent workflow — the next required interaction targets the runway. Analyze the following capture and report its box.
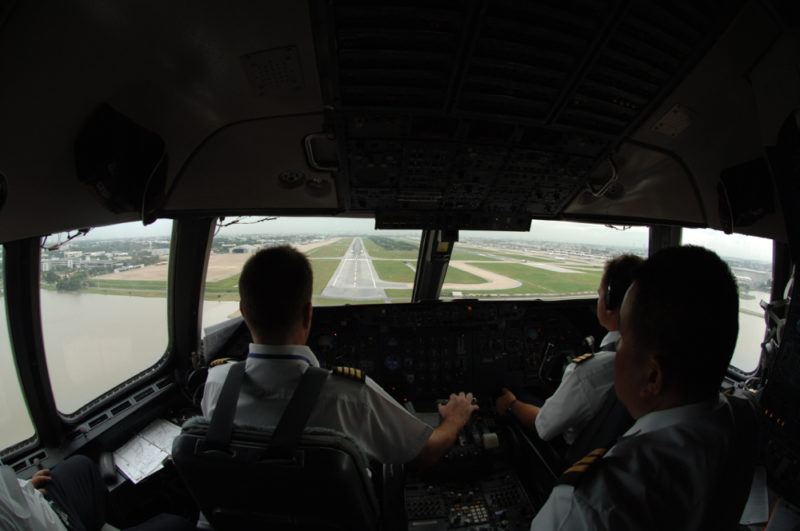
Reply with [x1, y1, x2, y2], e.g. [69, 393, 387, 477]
[320, 238, 409, 300]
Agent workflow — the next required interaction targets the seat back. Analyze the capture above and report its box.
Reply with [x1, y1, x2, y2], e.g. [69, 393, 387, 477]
[702, 392, 760, 531]
[173, 418, 380, 531]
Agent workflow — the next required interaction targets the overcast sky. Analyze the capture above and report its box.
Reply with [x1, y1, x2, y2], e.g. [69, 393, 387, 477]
[82, 216, 773, 263]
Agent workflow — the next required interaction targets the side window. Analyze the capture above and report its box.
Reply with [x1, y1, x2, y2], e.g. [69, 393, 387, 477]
[683, 228, 773, 373]
[0, 246, 37, 452]
[39, 221, 173, 414]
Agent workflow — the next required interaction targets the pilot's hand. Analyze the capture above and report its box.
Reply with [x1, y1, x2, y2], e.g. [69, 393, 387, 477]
[495, 387, 517, 417]
[438, 392, 478, 427]
[30, 468, 52, 495]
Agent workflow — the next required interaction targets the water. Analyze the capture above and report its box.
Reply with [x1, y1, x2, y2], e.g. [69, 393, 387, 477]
[0, 301, 35, 451]
[39, 290, 169, 414]
[0, 290, 769, 452]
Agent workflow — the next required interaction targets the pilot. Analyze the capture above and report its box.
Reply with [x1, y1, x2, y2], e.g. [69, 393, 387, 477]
[201, 245, 478, 468]
[495, 254, 643, 446]
[530, 245, 757, 530]
[0, 454, 194, 530]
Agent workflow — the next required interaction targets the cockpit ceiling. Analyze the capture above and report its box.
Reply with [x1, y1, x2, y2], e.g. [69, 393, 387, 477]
[0, 0, 794, 242]
[312, 0, 746, 229]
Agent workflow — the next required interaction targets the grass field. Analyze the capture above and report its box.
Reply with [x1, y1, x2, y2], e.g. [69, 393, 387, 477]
[90, 279, 167, 291]
[443, 267, 486, 284]
[204, 274, 240, 294]
[470, 263, 602, 294]
[363, 237, 419, 259]
[311, 259, 341, 295]
[449, 249, 502, 261]
[385, 289, 412, 300]
[306, 238, 353, 258]
[314, 297, 385, 306]
[86, 288, 169, 298]
[203, 293, 240, 301]
[474, 250, 557, 263]
[373, 261, 415, 282]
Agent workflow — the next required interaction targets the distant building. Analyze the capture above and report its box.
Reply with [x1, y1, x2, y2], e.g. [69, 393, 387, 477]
[231, 244, 258, 254]
[114, 264, 145, 273]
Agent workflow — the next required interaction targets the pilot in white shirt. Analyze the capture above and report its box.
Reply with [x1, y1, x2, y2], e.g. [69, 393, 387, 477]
[496, 255, 643, 445]
[530, 246, 757, 530]
[203, 245, 478, 468]
[203, 343, 434, 464]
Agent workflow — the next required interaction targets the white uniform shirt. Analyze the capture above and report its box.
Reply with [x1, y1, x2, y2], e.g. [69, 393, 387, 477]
[535, 331, 619, 444]
[0, 466, 66, 531]
[201, 344, 433, 464]
[530, 394, 740, 530]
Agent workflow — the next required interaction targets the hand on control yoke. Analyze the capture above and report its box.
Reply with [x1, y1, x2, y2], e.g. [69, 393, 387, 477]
[438, 392, 479, 429]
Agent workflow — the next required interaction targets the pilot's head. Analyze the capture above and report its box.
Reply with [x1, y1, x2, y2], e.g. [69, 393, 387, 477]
[597, 254, 644, 331]
[238, 245, 313, 344]
[614, 245, 739, 418]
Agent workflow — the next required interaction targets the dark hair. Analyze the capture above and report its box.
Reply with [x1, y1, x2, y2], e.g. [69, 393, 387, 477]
[238, 245, 313, 336]
[602, 254, 645, 310]
[627, 245, 739, 399]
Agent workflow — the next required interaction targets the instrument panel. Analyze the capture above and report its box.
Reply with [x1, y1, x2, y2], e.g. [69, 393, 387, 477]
[310, 299, 596, 405]
[199, 298, 601, 529]
[201, 298, 600, 406]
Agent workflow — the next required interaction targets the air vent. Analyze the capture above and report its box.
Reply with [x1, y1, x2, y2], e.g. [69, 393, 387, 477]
[110, 400, 132, 415]
[88, 413, 109, 429]
[134, 387, 155, 401]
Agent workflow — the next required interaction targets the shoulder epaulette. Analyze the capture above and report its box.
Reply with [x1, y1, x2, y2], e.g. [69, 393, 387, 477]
[209, 357, 234, 368]
[572, 352, 594, 364]
[333, 366, 366, 383]
[557, 447, 607, 487]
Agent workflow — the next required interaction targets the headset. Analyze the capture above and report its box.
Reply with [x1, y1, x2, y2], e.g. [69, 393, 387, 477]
[604, 259, 639, 311]
[604, 280, 616, 310]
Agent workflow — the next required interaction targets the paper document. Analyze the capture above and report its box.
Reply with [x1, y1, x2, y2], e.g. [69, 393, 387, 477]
[113, 419, 182, 484]
[765, 498, 800, 531]
[739, 466, 769, 525]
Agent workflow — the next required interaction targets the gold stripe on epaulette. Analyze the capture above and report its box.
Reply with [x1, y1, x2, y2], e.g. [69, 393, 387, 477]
[557, 447, 608, 487]
[209, 357, 233, 368]
[563, 463, 590, 474]
[571, 353, 594, 364]
[334, 366, 366, 383]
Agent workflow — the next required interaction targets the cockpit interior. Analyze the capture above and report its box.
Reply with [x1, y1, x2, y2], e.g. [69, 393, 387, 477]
[1, 0, 799, 529]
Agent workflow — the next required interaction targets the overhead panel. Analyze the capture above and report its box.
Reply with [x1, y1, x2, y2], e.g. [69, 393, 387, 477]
[315, 0, 744, 229]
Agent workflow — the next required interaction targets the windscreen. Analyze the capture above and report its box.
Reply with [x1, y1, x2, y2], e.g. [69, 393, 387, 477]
[444, 221, 649, 301]
[202, 217, 422, 331]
